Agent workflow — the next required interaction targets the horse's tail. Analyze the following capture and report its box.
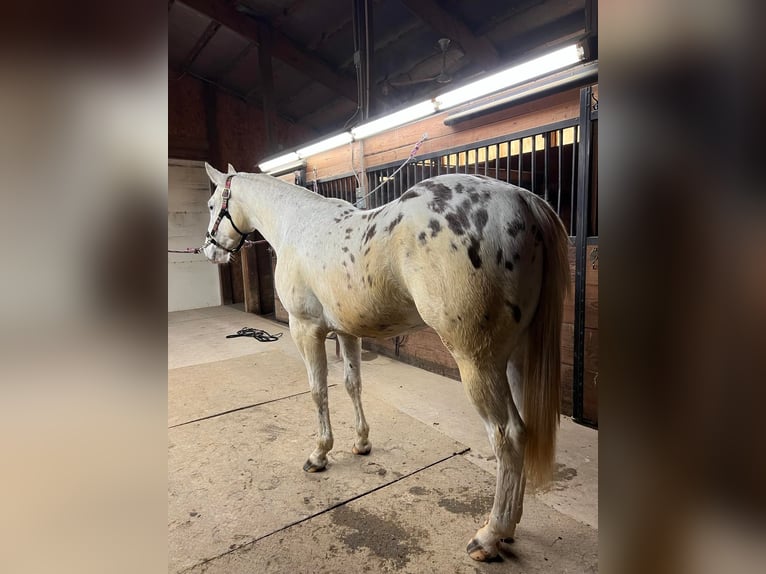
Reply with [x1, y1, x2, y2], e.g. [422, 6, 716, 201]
[520, 192, 570, 487]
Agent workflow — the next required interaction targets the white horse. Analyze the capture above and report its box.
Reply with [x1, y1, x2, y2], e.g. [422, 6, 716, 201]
[202, 162, 569, 561]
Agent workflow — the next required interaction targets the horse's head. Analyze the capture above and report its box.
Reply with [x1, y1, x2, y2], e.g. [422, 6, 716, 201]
[202, 162, 251, 264]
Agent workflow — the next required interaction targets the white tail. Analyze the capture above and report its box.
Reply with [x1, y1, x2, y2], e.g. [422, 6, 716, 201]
[520, 192, 570, 486]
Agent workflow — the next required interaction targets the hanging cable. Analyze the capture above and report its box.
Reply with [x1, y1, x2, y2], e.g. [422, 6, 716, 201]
[355, 133, 427, 208]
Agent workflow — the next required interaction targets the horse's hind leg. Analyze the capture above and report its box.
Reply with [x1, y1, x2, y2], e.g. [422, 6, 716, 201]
[457, 358, 526, 561]
[337, 333, 371, 455]
[289, 316, 333, 472]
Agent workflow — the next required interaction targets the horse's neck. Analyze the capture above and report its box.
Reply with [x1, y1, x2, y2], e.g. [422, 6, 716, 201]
[239, 175, 323, 253]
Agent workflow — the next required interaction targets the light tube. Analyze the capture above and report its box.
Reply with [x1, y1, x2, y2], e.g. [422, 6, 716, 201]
[351, 100, 436, 140]
[297, 132, 354, 157]
[436, 44, 583, 110]
[258, 151, 300, 172]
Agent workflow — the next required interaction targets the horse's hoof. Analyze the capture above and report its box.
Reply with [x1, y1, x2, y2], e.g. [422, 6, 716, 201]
[352, 443, 371, 455]
[303, 459, 326, 473]
[466, 538, 498, 562]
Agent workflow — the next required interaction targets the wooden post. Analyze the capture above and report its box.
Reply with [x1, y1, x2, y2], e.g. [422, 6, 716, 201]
[241, 246, 261, 314]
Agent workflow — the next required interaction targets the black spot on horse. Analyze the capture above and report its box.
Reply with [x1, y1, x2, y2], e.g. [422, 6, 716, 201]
[424, 181, 453, 213]
[385, 213, 404, 233]
[400, 190, 420, 201]
[484, 313, 490, 322]
[349, 254, 355, 263]
[369, 210, 382, 221]
[364, 247, 371, 256]
[334, 218, 342, 223]
[505, 301, 522, 322]
[450, 242, 458, 251]
[505, 261, 514, 272]
[496, 249, 503, 265]
[455, 183, 464, 193]
[342, 260, 347, 267]
[361, 213, 369, 219]
[346, 228, 354, 234]
[467, 238, 482, 269]
[428, 219, 441, 237]
[468, 191, 481, 204]
[507, 219, 525, 237]
[418, 231, 427, 244]
[342, 247, 349, 252]
[367, 275, 372, 286]
[472, 209, 488, 236]
[513, 252, 521, 261]
[363, 224, 377, 244]
[445, 208, 470, 236]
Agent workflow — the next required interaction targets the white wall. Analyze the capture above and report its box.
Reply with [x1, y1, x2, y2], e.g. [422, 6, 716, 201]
[168, 159, 222, 311]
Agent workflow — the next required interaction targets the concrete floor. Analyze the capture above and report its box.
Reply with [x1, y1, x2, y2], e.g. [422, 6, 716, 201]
[169, 305, 598, 573]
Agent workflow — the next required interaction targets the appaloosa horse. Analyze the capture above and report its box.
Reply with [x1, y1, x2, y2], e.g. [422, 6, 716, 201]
[202, 163, 569, 561]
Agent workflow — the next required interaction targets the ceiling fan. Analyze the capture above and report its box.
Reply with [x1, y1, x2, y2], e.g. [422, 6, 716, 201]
[381, 38, 454, 96]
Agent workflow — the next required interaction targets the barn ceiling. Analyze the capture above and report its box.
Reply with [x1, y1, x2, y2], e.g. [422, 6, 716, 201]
[169, 0, 596, 143]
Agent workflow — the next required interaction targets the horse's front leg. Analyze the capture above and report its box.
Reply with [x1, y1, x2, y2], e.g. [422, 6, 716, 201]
[337, 333, 371, 455]
[289, 316, 333, 472]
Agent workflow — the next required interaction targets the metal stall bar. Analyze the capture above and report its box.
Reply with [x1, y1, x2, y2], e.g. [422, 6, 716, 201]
[573, 86, 594, 424]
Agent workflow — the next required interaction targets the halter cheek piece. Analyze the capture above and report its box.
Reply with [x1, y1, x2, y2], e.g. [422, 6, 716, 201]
[204, 175, 252, 253]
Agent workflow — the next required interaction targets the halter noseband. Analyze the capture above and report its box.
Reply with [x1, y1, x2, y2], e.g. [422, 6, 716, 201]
[205, 175, 251, 254]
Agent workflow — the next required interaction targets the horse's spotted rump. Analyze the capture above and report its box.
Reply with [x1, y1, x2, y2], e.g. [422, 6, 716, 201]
[423, 181, 453, 213]
[385, 213, 404, 233]
[445, 208, 470, 235]
[363, 224, 377, 244]
[472, 209, 488, 236]
[507, 219, 525, 237]
[400, 190, 420, 201]
[467, 237, 482, 269]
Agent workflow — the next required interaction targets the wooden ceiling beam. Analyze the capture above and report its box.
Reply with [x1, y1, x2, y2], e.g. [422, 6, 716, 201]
[180, 21, 221, 72]
[400, 0, 499, 68]
[181, 0, 358, 103]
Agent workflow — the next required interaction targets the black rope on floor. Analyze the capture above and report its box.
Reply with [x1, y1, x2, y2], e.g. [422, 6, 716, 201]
[225, 327, 283, 342]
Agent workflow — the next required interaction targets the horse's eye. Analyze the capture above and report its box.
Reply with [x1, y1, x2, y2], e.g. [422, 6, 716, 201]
[208, 204, 213, 211]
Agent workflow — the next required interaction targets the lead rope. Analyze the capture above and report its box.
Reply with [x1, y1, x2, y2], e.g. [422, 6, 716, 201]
[168, 239, 260, 255]
[354, 132, 428, 208]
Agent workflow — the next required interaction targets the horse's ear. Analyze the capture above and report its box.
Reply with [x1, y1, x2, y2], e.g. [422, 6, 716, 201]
[205, 162, 226, 187]
[227, 163, 237, 174]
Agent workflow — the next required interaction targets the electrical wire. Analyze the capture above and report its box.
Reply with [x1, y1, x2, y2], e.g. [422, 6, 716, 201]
[354, 133, 428, 207]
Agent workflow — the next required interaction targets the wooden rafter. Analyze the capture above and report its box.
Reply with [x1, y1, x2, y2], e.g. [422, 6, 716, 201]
[180, 21, 221, 72]
[181, 0, 358, 103]
[400, 0, 499, 68]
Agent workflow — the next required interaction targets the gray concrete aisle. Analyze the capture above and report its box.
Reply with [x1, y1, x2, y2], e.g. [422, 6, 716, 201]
[169, 305, 598, 573]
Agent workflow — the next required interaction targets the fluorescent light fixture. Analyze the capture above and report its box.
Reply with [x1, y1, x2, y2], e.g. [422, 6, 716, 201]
[258, 151, 300, 172]
[296, 132, 353, 158]
[436, 44, 583, 110]
[351, 100, 436, 140]
[258, 44, 583, 172]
